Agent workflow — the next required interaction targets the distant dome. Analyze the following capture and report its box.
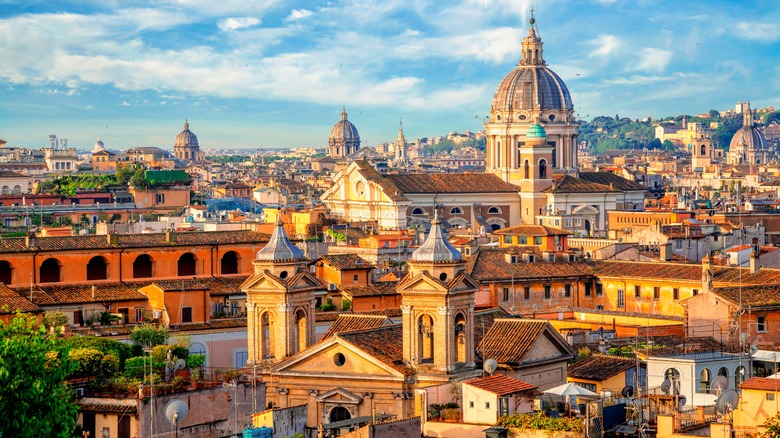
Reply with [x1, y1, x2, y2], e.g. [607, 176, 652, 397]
[93, 138, 105, 153]
[175, 120, 199, 147]
[730, 125, 768, 151]
[329, 108, 360, 143]
[526, 123, 547, 138]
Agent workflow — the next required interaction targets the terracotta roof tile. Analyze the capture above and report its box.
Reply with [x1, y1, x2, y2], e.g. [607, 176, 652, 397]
[493, 224, 570, 237]
[739, 377, 780, 391]
[477, 318, 548, 364]
[578, 172, 647, 191]
[11, 282, 146, 305]
[712, 285, 780, 307]
[320, 314, 388, 341]
[0, 284, 40, 313]
[545, 175, 617, 194]
[467, 249, 592, 283]
[567, 354, 639, 382]
[464, 374, 537, 395]
[318, 254, 373, 270]
[338, 324, 415, 375]
[385, 173, 519, 194]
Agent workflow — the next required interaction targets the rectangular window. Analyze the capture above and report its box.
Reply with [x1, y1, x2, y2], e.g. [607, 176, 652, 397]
[181, 307, 193, 323]
[768, 393, 775, 401]
[353, 274, 359, 282]
[524, 286, 531, 300]
[575, 218, 582, 226]
[673, 288, 680, 300]
[634, 285, 641, 298]
[596, 283, 603, 297]
[585, 283, 592, 297]
[518, 236, 527, 245]
[469, 401, 475, 408]
[617, 290, 625, 308]
[565, 218, 572, 227]
[564, 284, 571, 298]
[596, 305, 604, 310]
[758, 316, 767, 333]
[653, 287, 660, 300]
[503, 288, 510, 302]
[503, 235, 512, 244]
[156, 193, 165, 204]
[134, 308, 143, 322]
[554, 219, 560, 226]
[692, 288, 699, 296]
[485, 402, 491, 409]
[544, 285, 551, 300]
[534, 236, 543, 245]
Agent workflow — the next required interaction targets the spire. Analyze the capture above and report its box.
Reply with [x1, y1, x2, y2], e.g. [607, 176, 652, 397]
[743, 102, 753, 128]
[411, 210, 461, 263]
[520, 7, 544, 66]
[341, 107, 348, 121]
[184, 119, 189, 130]
[255, 218, 305, 261]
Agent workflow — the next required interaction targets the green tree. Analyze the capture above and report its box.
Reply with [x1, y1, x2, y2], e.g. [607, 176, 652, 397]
[708, 109, 721, 119]
[130, 166, 148, 188]
[0, 313, 78, 437]
[763, 111, 780, 125]
[130, 324, 169, 348]
[116, 165, 135, 185]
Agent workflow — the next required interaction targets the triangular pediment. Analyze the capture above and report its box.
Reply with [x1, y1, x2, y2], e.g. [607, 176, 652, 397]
[270, 337, 405, 379]
[288, 271, 322, 290]
[450, 273, 480, 292]
[241, 272, 286, 292]
[571, 204, 599, 215]
[316, 387, 362, 404]
[397, 272, 449, 294]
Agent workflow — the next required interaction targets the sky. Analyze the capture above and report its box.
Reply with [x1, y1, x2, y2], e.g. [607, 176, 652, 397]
[1, 0, 779, 150]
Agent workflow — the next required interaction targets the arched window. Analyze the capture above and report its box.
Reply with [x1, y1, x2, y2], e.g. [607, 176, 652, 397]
[539, 159, 547, 179]
[418, 314, 434, 364]
[178, 253, 197, 277]
[450, 207, 463, 215]
[455, 312, 467, 363]
[0, 186, 8, 195]
[86, 256, 108, 281]
[411, 207, 425, 215]
[40, 258, 61, 283]
[488, 206, 501, 215]
[12, 185, 21, 195]
[699, 368, 710, 393]
[701, 144, 706, 155]
[133, 254, 153, 278]
[261, 312, 275, 359]
[0, 260, 12, 285]
[718, 367, 729, 379]
[221, 251, 240, 275]
[294, 309, 307, 354]
[330, 406, 351, 423]
[524, 160, 530, 179]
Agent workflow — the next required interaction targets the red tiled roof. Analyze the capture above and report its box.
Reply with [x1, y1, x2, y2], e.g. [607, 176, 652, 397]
[320, 314, 388, 341]
[338, 325, 415, 375]
[11, 282, 146, 306]
[464, 374, 537, 395]
[579, 172, 647, 191]
[467, 249, 592, 283]
[591, 260, 780, 286]
[567, 354, 639, 382]
[493, 224, 570, 237]
[478, 319, 548, 364]
[474, 308, 511, 348]
[545, 175, 617, 194]
[739, 377, 780, 391]
[317, 254, 373, 270]
[712, 285, 780, 307]
[385, 173, 520, 194]
[0, 284, 40, 313]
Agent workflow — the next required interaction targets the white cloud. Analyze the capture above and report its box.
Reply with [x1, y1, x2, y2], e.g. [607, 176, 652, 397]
[217, 17, 261, 32]
[287, 9, 313, 22]
[631, 48, 672, 73]
[735, 22, 780, 42]
[587, 34, 620, 58]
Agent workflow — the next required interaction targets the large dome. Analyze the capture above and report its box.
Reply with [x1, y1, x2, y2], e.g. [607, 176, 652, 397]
[730, 126, 768, 151]
[490, 15, 573, 115]
[329, 108, 360, 142]
[175, 120, 199, 147]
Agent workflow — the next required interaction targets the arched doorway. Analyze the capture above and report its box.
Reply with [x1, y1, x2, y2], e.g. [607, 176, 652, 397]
[40, 258, 61, 283]
[295, 309, 307, 354]
[178, 253, 197, 276]
[221, 251, 240, 274]
[133, 254, 153, 278]
[0, 260, 12, 285]
[86, 256, 108, 281]
[329, 406, 351, 423]
[455, 312, 467, 363]
[418, 314, 434, 364]
[261, 312, 275, 359]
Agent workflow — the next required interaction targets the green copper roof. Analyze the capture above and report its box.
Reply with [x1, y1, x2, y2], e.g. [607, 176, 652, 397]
[526, 123, 547, 138]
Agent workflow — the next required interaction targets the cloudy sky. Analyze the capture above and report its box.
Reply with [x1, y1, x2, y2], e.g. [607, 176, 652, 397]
[1, 0, 779, 149]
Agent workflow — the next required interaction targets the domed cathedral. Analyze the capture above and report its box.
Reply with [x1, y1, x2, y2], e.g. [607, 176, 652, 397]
[241, 219, 321, 365]
[727, 102, 770, 165]
[484, 10, 579, 184]
[328, 107, 361, 159]
[174, 119, 204, 162]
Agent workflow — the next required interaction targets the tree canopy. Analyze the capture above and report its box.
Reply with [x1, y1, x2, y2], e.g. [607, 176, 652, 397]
[0, 313, 78, 438]
[579, 117, 656, 154]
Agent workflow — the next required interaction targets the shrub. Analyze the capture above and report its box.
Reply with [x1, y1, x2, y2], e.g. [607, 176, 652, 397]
[130, 324, 169, 348]
[341, 299, 352, 311]
[498, 413, 584, 434]
[101, 354, 120, 376]
[321, 298, 336, 312]
[42, 311, 69, 331]
[68, 348, 104, 378]
[124, 356, 152, 378]
[187, 354, 206, 370]
[67, 336, 133, 371]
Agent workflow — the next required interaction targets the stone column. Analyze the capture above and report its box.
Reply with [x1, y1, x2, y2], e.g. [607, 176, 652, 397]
[246, 303, 257, 364]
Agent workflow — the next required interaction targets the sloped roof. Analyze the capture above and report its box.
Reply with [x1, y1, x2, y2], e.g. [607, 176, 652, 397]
[545, 175, 617, 194]
[385, 173, 519, 194]
[712, 285, 780, 307]
[739, 377, 780, 391]
[0, 284, 39, 313]
[567, 354, 639, 382]
[11, 282, 146, 306]
[493, 224, 571, 237]
[464, 374, 537, 395]
[478, 318, 573, 365]
[340, 282, 397, 298]
[320, 314, 389, 341]
[338, 325, 415, 375]
[467, 249, 592, 283]
[317, 254, 373, 270]
[579, 172, 647, 191]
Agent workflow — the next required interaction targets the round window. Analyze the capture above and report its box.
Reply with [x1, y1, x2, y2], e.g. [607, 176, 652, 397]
[519, 115, 527, 120]
[334, 353, 346, 366]
[439, 273, 448, 282]
[280, 271, 288, 279]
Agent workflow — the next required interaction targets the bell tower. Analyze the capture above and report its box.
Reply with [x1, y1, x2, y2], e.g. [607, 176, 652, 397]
[519, 122, 554, 224]
[242, 219, 318, 364]
[398, 213, 478, 373]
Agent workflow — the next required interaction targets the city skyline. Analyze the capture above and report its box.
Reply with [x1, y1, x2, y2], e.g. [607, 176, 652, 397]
[1, 0, 779, 149]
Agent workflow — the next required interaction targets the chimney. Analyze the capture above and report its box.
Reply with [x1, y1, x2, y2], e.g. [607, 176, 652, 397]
[165, 230, 177, 244]
[25, 232, 37, 249]
[702, 254, 712, 294]
[750, 238, 760, 274]
[661, 243, 673, 261]
[91, 285, 97, 299]
[107, 231, 118, 245]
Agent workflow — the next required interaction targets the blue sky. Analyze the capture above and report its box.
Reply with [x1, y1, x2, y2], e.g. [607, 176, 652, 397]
[1, 0, 779, 150]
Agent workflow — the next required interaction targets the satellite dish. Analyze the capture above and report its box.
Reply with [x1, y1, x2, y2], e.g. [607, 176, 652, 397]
[483, 358, 498, 375]
[661, 379, 672, 395]
[711, 375, 729, 393]
[679, 395, 687, 409]
[715, 389, 739, 414]
[750, 343, 759, 356]
[740, 332, 750, 344]
[621, 386, 634, 398]
[164, 399, 189, 426]
[174, 359, 186, 371]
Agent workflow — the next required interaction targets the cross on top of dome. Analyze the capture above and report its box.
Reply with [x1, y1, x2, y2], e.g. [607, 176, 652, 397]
[520, 8, 545, 66]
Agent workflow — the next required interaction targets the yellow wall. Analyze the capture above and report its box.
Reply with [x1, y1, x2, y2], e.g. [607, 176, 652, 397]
[734, 388, 780, 429]
[567, 372, 625, 393]
[595, 277, 700, 317]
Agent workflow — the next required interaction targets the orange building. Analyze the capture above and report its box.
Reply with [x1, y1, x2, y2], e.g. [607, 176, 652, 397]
[314, 254, 373, 289]
[493, 224, 570, 251]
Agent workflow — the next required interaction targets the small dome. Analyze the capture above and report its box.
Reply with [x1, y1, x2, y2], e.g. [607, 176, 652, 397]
[526, 123, 547, 138]
[256, 219, 305, 262]
[93, 138, 105, 153]
[175, 120, 199, 147]
[329, 108, 360, 143]
[411, 213, 461, 263]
